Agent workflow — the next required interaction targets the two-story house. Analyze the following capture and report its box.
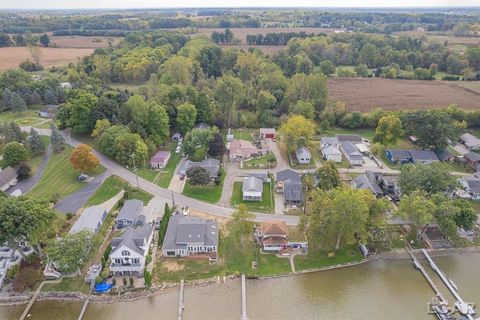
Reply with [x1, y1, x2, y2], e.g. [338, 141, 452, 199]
[114, 199, 144, 229]
[109, 224, 154, 276]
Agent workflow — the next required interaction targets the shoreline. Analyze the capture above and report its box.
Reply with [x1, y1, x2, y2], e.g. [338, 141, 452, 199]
[1, 247, 480, 307]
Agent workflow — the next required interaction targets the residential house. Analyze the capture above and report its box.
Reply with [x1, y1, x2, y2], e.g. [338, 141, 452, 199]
[339, 142, 363, 166]
[171, 133, 182, 141]
[463, 152, 480, 170]
[109, 224, 154, 276]
[435, 149, 455, 162]
[460, 133, 480, 151]
[242, 176, 263, 201]
[320, 137, 338, 148]
[0, 166, 18, 192]
[260, 128, 276, 140]
[336, 134, 362, 144]
[115, 199, 144, 229]
[38, 105, 58, 118]
[385, 149, 439, 165]
[150, 151, 171, 169]
[69, 206, 107, 235]
[229, 139, 266, 162]
[351, 170, 383, 197]
[258, 221, 289, 251]
[321, 145, 342, 163]
[162, 214, 219, 261]
[295, 147, 311, 164]
[459, 177, 480, 200]
[377, 175, 400, 198]
[180, 158, 220, 179]
[276, 169, 303, 206]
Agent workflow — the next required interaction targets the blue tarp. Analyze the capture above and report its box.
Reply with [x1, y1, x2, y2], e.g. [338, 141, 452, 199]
[94, 282, 114, 293]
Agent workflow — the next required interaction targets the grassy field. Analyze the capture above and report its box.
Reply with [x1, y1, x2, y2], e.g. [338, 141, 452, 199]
[182, 169, 225, 203]
[41, 276, 90, 294]
[294, 246, 362, 272]
[231, 181, 274, 213]
[0, 106, 48, 127]
[28, 146, 98, 200]
[321, 127, 375, 141]
[85, 176, 124, 206]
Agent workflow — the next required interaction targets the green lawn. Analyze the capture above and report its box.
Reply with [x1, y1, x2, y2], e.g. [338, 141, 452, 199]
[156, 152, 182, 188]
[85, 176, 124, 206]
[136, 167, 159, 182]
[320, 127, 375, 141]
[294, 246, 363, 272]
[28, 146, 105, 200]
[128, 187, 153, 204]
[0, 105, 44, 123]
[231, 181, 274, 213]
[256, 250, 292, 276]
[182, 169, 225, 203]
[41, 277, 90, 294]
[243, 153, 276, 169]
[234, 128, 256, 141]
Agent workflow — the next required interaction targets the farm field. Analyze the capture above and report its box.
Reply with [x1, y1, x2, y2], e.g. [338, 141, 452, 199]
[0, 47, 95, 71]
[327, 78, 480, 112]
[50, 35, 122, 48]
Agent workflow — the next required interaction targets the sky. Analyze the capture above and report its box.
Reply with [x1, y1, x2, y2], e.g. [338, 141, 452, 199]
[1, 0, 479, 10]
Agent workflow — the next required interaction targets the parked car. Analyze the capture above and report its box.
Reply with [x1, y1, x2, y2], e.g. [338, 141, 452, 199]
[77, 173, 89, 181]
[154, 217, 161, 230]
[175, 146, 181, 154]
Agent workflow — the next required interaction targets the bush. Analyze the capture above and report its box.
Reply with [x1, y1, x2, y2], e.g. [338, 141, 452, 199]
[186, 166, 211, 185]
[122, 277, 127, 286]
[101, 267, 110, 279]
[19, 60, 43, 72]
[7, 264, 19, 279]
[49, 192, 60, 204]
[95, 276, 103, 284]
[3, 141, 28, 166]
[129, 277, 134, 286]
[16, 162, 31, 180]
[144, 270, 152, 287]
[66, 212, 73, 220]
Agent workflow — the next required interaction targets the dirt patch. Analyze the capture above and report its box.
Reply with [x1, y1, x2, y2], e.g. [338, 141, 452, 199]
[0, 47, 94, 72]
[189, 209, 230, 228]
[50, 36, 122, 48]
[327, 78, 480, 112]
[162, 259, 185, 272]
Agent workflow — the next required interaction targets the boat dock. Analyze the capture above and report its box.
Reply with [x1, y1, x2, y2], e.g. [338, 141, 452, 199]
[241, 274, 248, 320]
[177, 279, 184, 320]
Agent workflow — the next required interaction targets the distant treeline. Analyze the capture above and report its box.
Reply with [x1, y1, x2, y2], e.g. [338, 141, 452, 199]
[246, 32, 324, 46]
[52, 30, 128, 37]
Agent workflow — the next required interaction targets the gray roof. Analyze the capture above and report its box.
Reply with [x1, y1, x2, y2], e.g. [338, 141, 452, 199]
[276, 169, 301, 183]
[387, 149, 412, 160]
[116, 199, 143, 222]
[246, 172, 269, 182]
[0, 166, 17, 187]
[243, 176, 263, 193]
[321, 137, 338, 146]
[464, 178, 480, 194]
[69, 206, 107, 234]
[409, 150, 439, 162]
[163, 214, 219, 251]
[284, 181, 304, 202]
[435, 149, 453, 162]
[464, 152, 480, 162]
[111, 224, 153, 256]
[181, 158, 220, 178]
[322, 145, 341, 156]
[340, 142, 361, 156]
[461, 133, 480, 148]
[352, 171, 383, 195]
[336, 134, 362, 143]
[295, 147, 311, 159]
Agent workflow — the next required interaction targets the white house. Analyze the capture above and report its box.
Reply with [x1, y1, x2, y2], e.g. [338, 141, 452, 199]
[321, 145, 342, 163]
[109, 224, 154, 276]
[242, 176, 263, 201]
[339, 142, 363, 166]
[162, 214, 219, 261]
[295, 147, 311, 164]
[69, 206, 108, 235]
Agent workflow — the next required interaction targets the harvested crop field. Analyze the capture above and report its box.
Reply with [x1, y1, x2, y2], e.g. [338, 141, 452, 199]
[50, 35, 122, 48]
[0, 47, 94, 71]
[327, 78, 480, 112]
[196, 27, 336, 43]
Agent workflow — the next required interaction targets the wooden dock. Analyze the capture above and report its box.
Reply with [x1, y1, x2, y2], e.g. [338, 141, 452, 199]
[241, 275, 248, 320]
[77, 297, 90, 320]
[177, 279, 184, 320]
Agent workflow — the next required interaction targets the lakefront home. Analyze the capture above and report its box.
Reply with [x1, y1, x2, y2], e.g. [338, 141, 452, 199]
[69, 205, 108, 235]
[162, 214, 219, 261]
[109, 224, 154, 276]
[258, 221, 289, 251]
[115, 199, 144, 229]
[276, 169, 303, 206]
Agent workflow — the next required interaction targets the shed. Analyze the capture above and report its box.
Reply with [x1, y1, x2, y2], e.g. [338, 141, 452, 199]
[260, 128, 276, 140]
[150, 151, 171, 169]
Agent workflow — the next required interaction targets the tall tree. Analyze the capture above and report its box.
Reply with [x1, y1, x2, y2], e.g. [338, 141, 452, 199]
[59, 90, 97, 134]
[208, 133, 226, 157]
[27, 128, 46, 154]
[46, 230, 93, 273]
[176, 103, 197, 135]
[39, 34, 50, 47]
[50, 123, 65, 152]
[399, 163, 457, 195]
[316, 161, 341, 190]
[2, 88, 14, 110]
[4, 122, 24, 143]
[215, 75, 245, 127]
[3, 142, 28, 166]
[398, 190, 435, 240]
[70, 144, 99, 172]
[0, 197, 57, 257]
[44, 90, 58, 105]
[374, 115, 404, 146]
[11, 92, 27, 113]
[279, 115, 315, 151]
[231, 204, 255, 235]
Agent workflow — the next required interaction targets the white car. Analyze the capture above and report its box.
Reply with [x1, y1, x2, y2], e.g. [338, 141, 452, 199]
[175, 146, 181, 154]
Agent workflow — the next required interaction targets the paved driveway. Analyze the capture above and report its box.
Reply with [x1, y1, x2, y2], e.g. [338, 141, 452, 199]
[7, 145, 52, 195]
[54, 171, 112, 214]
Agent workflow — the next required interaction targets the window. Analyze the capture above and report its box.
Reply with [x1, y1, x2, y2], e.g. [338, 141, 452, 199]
[114, 259, 122, 264]
[122, 250, 130, 256]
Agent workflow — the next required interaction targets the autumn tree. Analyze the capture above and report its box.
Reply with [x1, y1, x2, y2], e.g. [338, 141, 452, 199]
[374, 115, 404, 146]
[316, 161, 341, 190]
[279, 115, 315, 151]
[398, 190, 436, 240]
[70, 144, 99, 172]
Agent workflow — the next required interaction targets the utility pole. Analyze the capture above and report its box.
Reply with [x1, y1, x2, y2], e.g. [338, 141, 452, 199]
[131, 153, 139, 189]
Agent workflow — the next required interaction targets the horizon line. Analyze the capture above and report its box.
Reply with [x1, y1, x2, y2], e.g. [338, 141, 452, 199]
[2, 6, 480, 10]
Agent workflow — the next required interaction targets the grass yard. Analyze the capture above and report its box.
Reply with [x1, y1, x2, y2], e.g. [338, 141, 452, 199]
[243, 153, 276, 169]
[28, 146, 103, 200]
[136, 167, 159, 182]
[256, 250, 292, 276]
[156, 152, 182, 188]
[294, 246, 362, 272]
[41, 276, 90, 294]
[182, 169, 225, 203]
[128, 187, 153, 204]
[231, 181, 274, 213]
[85, 176, 124, 206]
[320, 127, 375, 141]
[233, 128, 256, 141]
